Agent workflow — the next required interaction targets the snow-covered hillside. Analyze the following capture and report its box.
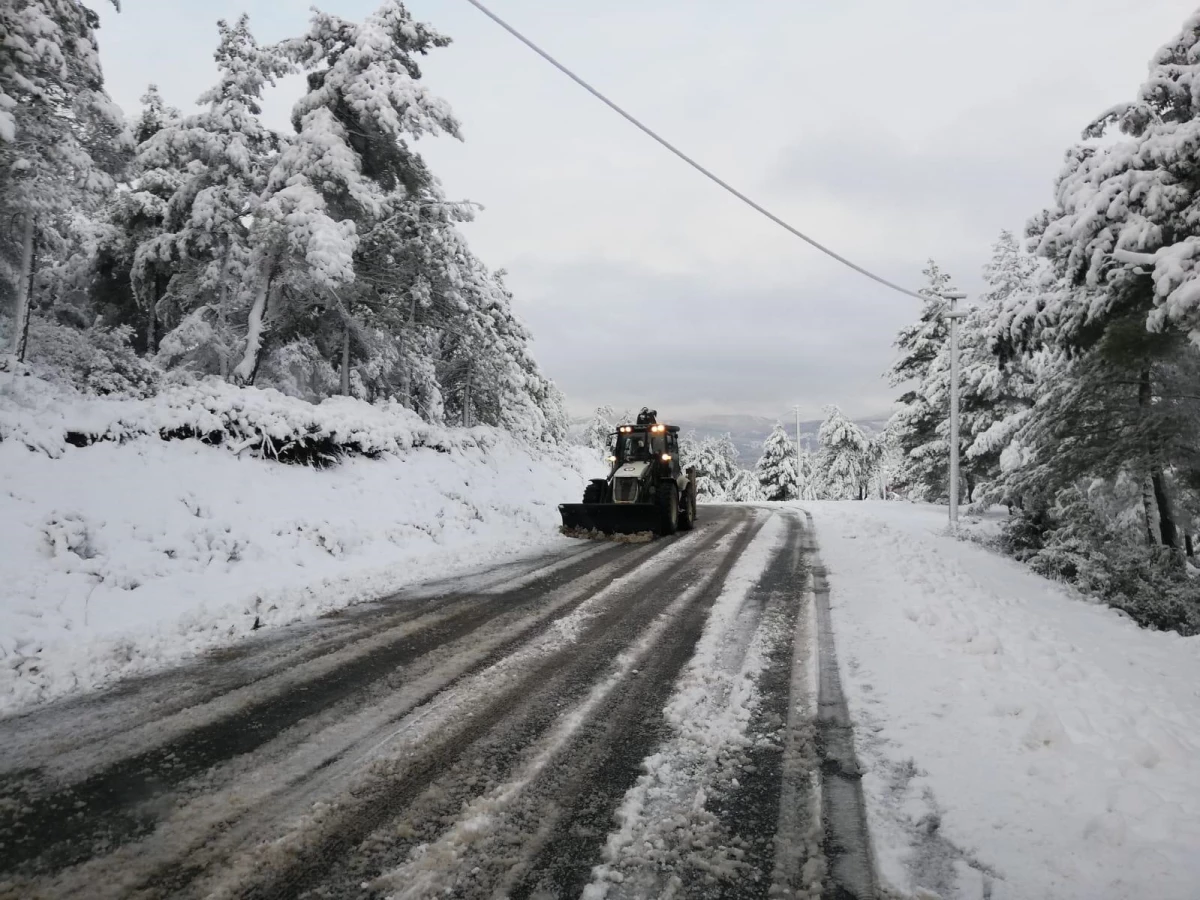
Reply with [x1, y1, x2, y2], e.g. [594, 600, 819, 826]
[805, 501, 1200, 900]
[0, 374, 595, 717]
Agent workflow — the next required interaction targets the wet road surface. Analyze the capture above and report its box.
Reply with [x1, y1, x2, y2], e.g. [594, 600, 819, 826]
[0, 506, 875, 900]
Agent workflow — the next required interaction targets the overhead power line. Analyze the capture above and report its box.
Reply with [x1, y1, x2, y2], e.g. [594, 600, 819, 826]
[461, 0, 927, 303]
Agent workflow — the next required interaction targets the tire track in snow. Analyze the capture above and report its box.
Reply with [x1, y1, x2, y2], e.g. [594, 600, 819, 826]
[0, 536, 674, 884]
[0, 541, 606, 776]
[803, 512, 878, 900]
[364, 529, 760, 900]
[697, 512, 821, 900]
[189, 510, 758, 900]
[0, 506, 851, 900]
[583, 509, 823, 900]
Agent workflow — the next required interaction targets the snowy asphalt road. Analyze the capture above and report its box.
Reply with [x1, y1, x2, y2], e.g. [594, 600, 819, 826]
[0, 506, 870, 900]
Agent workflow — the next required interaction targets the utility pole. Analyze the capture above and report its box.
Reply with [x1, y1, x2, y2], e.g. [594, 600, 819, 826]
[941, 287, 968, 529]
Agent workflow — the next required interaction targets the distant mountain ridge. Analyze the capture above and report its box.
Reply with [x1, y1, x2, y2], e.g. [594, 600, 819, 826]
[567, 410, 889, 466]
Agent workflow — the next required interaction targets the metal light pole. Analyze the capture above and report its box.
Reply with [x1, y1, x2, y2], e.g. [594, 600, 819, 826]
[941, 288, 968, 529]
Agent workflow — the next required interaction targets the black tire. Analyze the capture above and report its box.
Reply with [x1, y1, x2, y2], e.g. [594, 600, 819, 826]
[582, 479, 605, 504]
[678, 487, 696, 532]
[658, 483, 679, 536]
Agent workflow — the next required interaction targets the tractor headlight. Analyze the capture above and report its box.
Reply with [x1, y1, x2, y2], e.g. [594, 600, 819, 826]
[607, 455, 617, 462]
[661, 453, 672, 462]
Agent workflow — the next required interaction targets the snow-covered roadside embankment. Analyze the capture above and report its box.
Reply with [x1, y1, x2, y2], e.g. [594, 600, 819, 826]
[802, 500, 1200, 900]
[0, 375, 595, 717]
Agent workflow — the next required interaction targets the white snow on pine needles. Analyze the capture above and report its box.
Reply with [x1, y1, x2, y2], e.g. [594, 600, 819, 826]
[583, 512, 787, 900]
[802, 500, 1200, 900]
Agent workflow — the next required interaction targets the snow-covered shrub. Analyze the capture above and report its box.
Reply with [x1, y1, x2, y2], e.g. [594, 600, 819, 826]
[41, 513, 100, 560]
[1006, 486, 1200, 635]
[27, 320, 160, 398]
[256, 338, 341, 404]
[0, 373, 473, 467]
[155, 309, 231, 378]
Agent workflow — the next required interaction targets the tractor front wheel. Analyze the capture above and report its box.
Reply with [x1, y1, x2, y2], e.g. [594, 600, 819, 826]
[582, 479, 605, 503]
[658, 483, 679, 536]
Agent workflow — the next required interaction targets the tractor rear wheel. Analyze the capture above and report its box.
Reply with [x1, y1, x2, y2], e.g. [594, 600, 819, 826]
[678, 487, 695, 531]
[658, 483, 679, 536]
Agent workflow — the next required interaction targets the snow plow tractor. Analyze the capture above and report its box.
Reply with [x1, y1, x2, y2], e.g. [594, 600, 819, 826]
[560, 408, 698, 537]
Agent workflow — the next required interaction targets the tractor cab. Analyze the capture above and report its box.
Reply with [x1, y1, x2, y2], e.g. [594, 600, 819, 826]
[610, 420, 679, 472]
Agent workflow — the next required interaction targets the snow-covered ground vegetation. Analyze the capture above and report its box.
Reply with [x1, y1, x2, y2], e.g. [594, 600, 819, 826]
[0, 373, 591, 716]
[807, 501, 1200, 900]
[883, 13, 1200, 635]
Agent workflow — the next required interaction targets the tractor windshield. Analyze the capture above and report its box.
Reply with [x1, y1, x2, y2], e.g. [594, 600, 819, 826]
[617, 434, 651, 461]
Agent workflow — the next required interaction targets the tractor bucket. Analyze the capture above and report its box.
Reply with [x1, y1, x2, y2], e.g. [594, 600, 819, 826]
[559, 503, 662, 536]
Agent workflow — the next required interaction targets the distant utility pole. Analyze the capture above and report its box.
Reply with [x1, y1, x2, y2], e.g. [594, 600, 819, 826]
[941, 287, 968, 529]
[793, 404, 802, 457]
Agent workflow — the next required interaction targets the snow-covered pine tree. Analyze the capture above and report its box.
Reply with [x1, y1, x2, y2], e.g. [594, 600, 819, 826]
[727, 468, 764, 503]
[866, 432, 899, 500]
[954, 231, 1039, 504]
[0, 2, 568, 445]
[795, 445, 818, 501]
[74, 86, 184, 355]
[756, 423, 799, 501]
[1, 0, 126, 365]
[995, 11, 1200, 551]
[132, 16, 289, 366]
[585, 406, 617, 458]
[245, 0, 461, 386]
[815, 405, 872, 500]
[687, 433, 739, 500]
[885, 260, 953, 499]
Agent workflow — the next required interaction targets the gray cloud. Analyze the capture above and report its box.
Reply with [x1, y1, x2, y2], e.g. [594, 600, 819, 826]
[511, 260, 908, 421]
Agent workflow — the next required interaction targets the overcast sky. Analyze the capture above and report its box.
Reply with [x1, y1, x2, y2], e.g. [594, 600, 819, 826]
[95, 0, 1192, 421]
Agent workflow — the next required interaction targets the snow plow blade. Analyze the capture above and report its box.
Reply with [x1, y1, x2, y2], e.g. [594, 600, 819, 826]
[559, 503, 661, 536]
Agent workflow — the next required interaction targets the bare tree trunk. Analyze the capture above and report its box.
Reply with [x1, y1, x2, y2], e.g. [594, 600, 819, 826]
[1151, 466, 1179, 550]
[1142, 476, 1160, 546]
[9, 213, 35, 364]
[340, 318, 351, 396]
[1138, 367, 1178, 549]
[1138, 369, 1160, 546]
[217, 237, 232, 379]
[147, 273, 165, 354]
[232, 260, 273, 385]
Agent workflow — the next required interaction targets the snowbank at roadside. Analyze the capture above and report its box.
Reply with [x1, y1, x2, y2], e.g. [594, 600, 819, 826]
[803, 500, 1200, 900]
[0, 374, 596, 717]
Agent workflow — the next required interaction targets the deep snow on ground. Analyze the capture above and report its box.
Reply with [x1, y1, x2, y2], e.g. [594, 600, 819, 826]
[0, 376, 596, 717]
[803, 500, 1200, 900]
